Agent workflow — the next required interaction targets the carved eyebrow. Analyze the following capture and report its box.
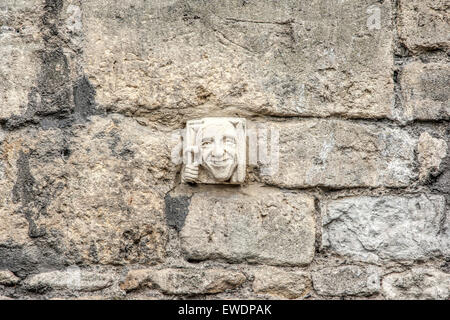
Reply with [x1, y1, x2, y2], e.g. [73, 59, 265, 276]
[201, 138, 213, 145]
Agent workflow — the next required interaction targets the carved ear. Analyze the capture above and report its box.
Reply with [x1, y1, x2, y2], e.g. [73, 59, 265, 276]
[233, 119, 246, 183]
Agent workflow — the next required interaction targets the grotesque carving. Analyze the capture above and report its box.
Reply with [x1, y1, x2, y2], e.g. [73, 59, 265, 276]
[182, 117, 246, 184]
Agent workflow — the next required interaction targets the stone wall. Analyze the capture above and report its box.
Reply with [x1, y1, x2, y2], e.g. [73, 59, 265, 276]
[0, 0, 448, 300]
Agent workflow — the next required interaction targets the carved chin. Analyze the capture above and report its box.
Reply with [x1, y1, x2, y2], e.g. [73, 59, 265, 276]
[204, 162, 237, 181]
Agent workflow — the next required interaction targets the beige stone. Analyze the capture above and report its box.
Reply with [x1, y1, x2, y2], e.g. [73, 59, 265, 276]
[182, 117, 246, 184]
[252, 266, 311, 299]
[121, 268, 246, 295]
[180, 186, 316, 266]
[23, 269, 115, 292]
[402, 62, 450, 121]
[418, 132, 448, 180]
[0, 115, 176, 271]
[398, 0, 450, 52]
[0, 270, 20, 286]
[81, 0, 394, 124]
[256, 120, 416, 188]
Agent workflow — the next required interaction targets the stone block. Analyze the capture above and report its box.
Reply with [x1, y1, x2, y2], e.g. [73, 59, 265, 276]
[398, 0, 450, 52]
[252, 266, 311, 299]
[258, 120, 416, 188]
[382, 267, 450, 300]
[312, 265, 381, 297]
[418, 132, 448, 180]
[180, 187, 316, 266]
[0, 270, 20, 286]
[23, 268, 114, 292]
[120, 268, 246, 295]
[0, 115, 176, 272]
[322, 194, 448, 263]
[401, 62, 450, 121]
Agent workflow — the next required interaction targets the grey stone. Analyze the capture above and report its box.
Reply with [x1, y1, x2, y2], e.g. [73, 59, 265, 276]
[312, 265, 381, 297]
[322, 195, 448, 263]
[382, 267, 450, 300]
[252, 266, 311, 299]
[0, 270, 20, 286]
[180, 186, 316, 266]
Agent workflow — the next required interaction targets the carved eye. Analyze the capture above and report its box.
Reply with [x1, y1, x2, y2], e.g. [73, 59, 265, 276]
[224, 137, 235, 145]
[201, 140, 213, 147]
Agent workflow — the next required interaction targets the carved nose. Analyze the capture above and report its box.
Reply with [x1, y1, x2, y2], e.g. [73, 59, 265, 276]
[213, 143, 224, 157]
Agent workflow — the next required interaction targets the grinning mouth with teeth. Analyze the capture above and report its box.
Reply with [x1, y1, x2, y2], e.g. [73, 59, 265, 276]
[208, 157, 232, 166]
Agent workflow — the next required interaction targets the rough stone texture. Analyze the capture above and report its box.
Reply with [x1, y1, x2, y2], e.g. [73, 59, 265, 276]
[23, 269, 115, 292]
[0, 115, 176, 275]
[0, 1, 43, 120]
[180, 187, 315, 266]
[418, 132, 448, 181]
[81, 0, 394, 124]
[398, 0, 450, 52]
[401, 62, 450, 121]
[252, 266, 311, 299]
[0, 270, 20, 286]
[0, 0, 448, 300]
[312, 265, 381, 297]
[431, 137, 450, 194]
[322, 195, 449, 263]
[120, 268, 246, 295]
[382, 268, 450, 300]
[257, 120, 417, 188]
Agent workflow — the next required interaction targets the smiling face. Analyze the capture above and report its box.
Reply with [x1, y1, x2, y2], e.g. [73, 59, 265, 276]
[199, 122, 238, 181]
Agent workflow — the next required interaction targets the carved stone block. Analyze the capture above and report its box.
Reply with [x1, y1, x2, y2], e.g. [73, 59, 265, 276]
[182, 117, 246, 184]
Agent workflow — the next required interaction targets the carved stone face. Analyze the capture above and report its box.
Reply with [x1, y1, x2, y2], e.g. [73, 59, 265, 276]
[199, 121, 238, 181]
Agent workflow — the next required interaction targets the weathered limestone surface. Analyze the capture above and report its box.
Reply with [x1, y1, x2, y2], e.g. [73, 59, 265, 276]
[382, 268, 450, 300]
[180, 187, 316, 266]
[252, 266, 311, 299]
[120, 268, 246, 295]
[401, 62, 450, 121]
[0, 115, 176, 276]
[322, 195, 449, 263]
[0, 270, 20, 286]
[398, 0, 450, 52]
[257, 120, 417, 188]
[23, 268, 115, 292]
[81, 0, 394, 123]
[0, 1, 43, 120]
[312, 265, 381, 297]
[418, 132, 448, 181]
[0, 0, 448, 300]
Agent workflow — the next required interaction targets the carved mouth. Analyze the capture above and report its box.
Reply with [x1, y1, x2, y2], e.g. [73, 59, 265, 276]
[208, 157, 232, 167]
